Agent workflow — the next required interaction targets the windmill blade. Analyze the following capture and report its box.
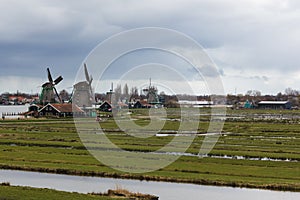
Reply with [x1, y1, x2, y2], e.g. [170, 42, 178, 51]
[89, 76, 93, 85]
[89, 85, 94, 103]
[47, 68, 53, 83]
[53, 87, 62, 103]
[69, 88, 74, 103]
[54, 76, 63, 85]
[89, 84, 93, 95]
[84, 63, 90, 82]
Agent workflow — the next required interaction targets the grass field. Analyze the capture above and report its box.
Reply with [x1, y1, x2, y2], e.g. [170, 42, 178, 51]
[0, 183, 158, 200]
[0, 108, 299, 191]
[0, 184, 120, 200]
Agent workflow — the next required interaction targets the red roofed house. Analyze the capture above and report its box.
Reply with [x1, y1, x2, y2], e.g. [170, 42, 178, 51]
[39, 103, 84, 117]
[132, 100, 152, 108]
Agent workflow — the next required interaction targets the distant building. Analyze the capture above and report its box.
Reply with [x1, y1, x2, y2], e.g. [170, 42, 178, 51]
[257, 101, 291, 110]
[106, 89, 114, 103]
[178, 100, 213, 108]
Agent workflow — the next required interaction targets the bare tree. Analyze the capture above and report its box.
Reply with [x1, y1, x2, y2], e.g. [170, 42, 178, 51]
[59, 89, 70, 102]
[114, 84, 122, 102]
[285, 88, 299, 96]
[246, 90, 261, 97]
[123, 83, 129, 96]
[130, 86, 139, 101]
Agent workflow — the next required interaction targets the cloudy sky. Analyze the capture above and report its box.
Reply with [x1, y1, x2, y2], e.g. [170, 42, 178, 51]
[0, 0, 299, 95]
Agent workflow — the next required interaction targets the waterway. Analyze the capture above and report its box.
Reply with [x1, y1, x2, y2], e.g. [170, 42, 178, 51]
[0, 170, 299, 200]
[0, 105, 29, 119]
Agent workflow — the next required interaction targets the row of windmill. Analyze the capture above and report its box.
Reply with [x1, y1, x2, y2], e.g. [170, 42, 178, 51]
[40, 64, 93, 107]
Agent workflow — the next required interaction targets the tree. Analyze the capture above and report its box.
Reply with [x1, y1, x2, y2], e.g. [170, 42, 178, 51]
[289, 97, 299, 107]
[246, 90, 253, 96]
[123, 83, 129, 96]
[285, 88, 299, 96]
[59, 90, 70, 102]
[130, 86, 139, 101]
[246, 90, 261, 97]
[114, 84, 122, 102]
[121, 83, 129, 102]
[165, 100, 180, 108]
[130, 86, 138, 96]
[253, 90, 261, 97]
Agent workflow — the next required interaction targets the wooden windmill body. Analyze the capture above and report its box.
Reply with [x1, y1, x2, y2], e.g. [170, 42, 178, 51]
[72, 64, 93, 107]
[40, 68, 63, 105]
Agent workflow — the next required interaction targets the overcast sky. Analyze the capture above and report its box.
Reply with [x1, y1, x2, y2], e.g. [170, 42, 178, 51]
[0, 0, 299, 95]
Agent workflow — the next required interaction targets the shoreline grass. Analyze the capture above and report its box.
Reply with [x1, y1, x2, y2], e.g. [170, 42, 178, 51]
[0, 184, 159, 200]
[0, 184, 119, 200]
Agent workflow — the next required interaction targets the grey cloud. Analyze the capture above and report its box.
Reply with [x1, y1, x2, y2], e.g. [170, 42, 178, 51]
[0, 0, 299, 94]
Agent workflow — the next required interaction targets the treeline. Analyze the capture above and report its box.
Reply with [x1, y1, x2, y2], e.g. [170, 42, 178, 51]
[1, 87, 299, 107]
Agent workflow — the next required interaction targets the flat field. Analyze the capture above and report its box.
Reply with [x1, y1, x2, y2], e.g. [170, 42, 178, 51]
[0, 184, 118, 200]
[0, 108, 299, 191]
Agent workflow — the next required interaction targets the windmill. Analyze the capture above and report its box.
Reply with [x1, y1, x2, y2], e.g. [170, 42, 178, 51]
[142, 78, 160, 104]
[72, 63, 94, 107]
[40, 68, 63, 105]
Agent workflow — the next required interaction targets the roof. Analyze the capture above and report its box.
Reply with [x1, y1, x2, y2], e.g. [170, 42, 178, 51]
[118, 102, 128, 107]
[29, 104, 42, 108]
[22, 111, 36, 115]
[178, 100, 213, 105]
[258, 101, 289, 105]
[137, 100, 152, 107]
[100, 101, 111, 106]
[9, 96, 26, 101]
[40, 103, 84, 113]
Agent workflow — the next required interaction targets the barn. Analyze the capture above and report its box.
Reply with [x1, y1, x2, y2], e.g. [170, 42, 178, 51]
[257, 101, 291, 110]
[39, 103, 84, 117]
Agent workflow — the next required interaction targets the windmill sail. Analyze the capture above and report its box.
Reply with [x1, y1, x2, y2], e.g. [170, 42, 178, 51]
[40, 68, 63, 105]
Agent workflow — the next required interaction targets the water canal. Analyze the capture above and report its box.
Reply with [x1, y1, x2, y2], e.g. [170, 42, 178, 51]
[0, 169, 299, 200]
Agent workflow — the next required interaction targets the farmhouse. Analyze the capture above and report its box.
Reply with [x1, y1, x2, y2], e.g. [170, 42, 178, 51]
[257, 101, 291, 110]
[39, 103, 84, 117]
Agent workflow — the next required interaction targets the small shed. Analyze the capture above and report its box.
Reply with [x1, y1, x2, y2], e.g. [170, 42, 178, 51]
[39, 103, 84, 117]
[257, 101, 291, 110]
[243, 100, 253, 109]
[23, 104, 42, 117]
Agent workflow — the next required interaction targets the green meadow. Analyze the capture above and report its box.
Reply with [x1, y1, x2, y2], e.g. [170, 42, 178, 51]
[0, 184, 118, 200]
[0, 108, 299, 191]
[0, 183, 158, 200]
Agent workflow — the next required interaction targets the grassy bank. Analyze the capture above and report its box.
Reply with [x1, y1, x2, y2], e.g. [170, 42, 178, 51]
[0, 184, 117, 200]
[0, 183, 158, 200]
[0, 108, 299, 191]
